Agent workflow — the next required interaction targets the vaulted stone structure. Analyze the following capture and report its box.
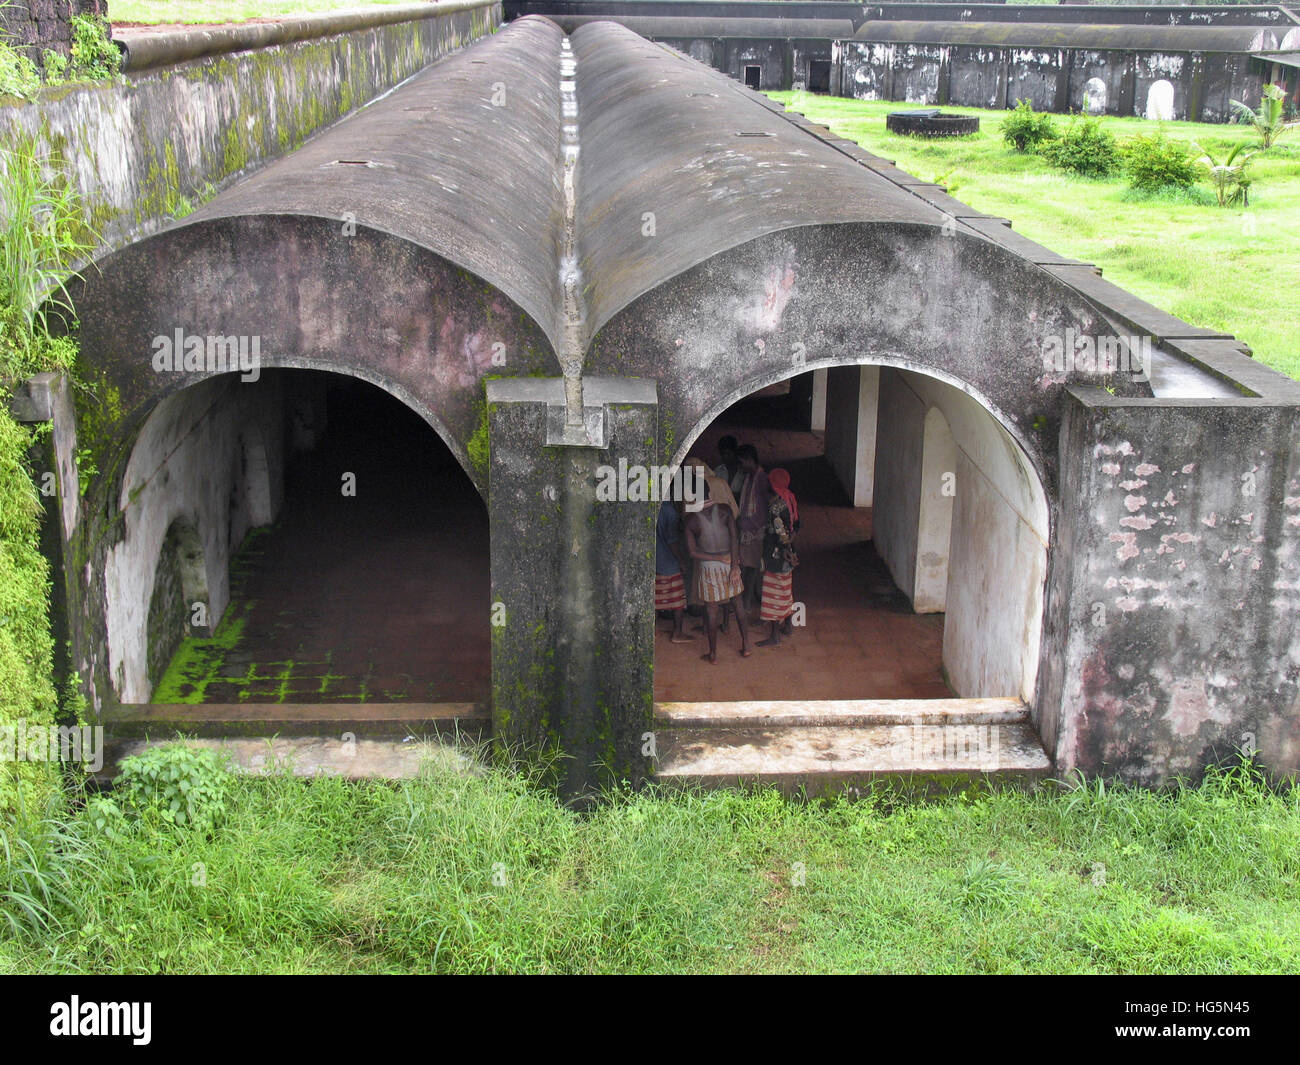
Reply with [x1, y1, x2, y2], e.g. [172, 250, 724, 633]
[34, 15, 1300, 795]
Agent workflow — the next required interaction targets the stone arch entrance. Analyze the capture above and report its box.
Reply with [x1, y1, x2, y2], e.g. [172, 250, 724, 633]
[1145, 79, 1176, 120]
[100, 368, 490, 708]
[656, 358, 1050, 709]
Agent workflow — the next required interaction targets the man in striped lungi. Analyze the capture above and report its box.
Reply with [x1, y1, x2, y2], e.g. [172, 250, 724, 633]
[757, 468, 799, 648]
[655, 499, 692, 643]
[684, 475, 753, 662]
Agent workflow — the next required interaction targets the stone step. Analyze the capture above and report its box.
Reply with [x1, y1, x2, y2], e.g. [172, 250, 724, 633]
[654, 697, 1029, 729]
[101, 702, 489, 740]
[655, 722, 1052, 794]
[96, 734, 480, 783]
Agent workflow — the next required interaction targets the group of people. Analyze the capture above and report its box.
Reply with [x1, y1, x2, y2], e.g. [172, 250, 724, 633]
[655, 436, 800, 662]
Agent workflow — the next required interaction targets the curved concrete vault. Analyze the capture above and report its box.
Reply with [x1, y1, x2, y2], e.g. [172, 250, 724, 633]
[74, 15, 1153, 489]
[50, 15, 1300, 793]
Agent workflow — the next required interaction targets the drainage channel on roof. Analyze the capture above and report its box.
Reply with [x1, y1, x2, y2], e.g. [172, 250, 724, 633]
[551, 34, 599, 445]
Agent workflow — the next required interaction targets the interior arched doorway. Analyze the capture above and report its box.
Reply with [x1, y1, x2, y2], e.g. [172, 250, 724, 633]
[654, 360, 1049, 710]
[104, 368, 489, 708]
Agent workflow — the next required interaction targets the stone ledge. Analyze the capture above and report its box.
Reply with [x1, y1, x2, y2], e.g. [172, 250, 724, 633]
[487, 375, 658, 448]
[115, 0, 500, 72]
[97, 734, 483, 781]
[655, 697, 1029, 728]
[8, 371, 60, 423]
[103, 701, 489, 739]
[655, 722, 1052, 794]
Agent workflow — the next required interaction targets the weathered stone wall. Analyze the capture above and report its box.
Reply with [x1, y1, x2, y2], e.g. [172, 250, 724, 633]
[873, 367, 926, 603]
[487, 378, 659, 797]
[823, 364, 876, 508]
[874, 367, 1049, 703]
[837, 39, 1265, 120]
[0, 2, 500, 259]
[144, 522, 188, 689]
[658, 33, 1270, 119]
[80, 373, 284, 706]
[725, 36, 785, 90]
[1042, 390, 1300, 783]
[508, 3, 1299, 30]
[0, 0, 107, 60]
[529, 2, 1292, 119]
[791, 38, 834, 91]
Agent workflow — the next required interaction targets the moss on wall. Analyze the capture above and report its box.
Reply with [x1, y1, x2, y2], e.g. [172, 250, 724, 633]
[467, 394, 491, 485]
[0, 8, 501, 264]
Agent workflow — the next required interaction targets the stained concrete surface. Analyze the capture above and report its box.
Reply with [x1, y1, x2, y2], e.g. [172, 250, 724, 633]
[653, 392, 951, 704]
[100, 736, 482, 781]
[654, 697, 1026, 728]
[105, 701, 488, 738]
[153, 376, 491, 706]
[656, 722, 1052, 793]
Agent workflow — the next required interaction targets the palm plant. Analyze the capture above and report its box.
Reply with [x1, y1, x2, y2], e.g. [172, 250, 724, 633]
[1230, 84, 1298, 150]
[1192, 141, 1254, 207]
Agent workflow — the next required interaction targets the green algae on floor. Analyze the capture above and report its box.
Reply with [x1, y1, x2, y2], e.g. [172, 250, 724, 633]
[150, 611, 251, 703]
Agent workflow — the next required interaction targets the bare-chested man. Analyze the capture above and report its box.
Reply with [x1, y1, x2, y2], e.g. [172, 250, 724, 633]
[685, 479, 753, 662]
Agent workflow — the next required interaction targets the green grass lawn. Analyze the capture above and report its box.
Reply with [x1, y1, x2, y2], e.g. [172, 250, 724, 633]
[768, 93, 1300, 382]
[2, 748, 1297, 974]
[111, 0, 429, 25]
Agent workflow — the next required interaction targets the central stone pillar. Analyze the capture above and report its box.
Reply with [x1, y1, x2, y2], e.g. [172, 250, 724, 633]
[486, 376, 658, 799]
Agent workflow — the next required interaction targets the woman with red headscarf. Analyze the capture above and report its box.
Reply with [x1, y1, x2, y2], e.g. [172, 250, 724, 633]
[757, 468, 800, 647]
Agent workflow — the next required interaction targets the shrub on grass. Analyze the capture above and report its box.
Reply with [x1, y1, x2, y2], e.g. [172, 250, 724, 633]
[958, 857, 1022, 914]
[1042, 116, 1121, 177]
[1, 793, 101, 943]
[116, 743, 233, 835]
[1120, 131, 1198, 191]
[1000, 99, 1057, 152]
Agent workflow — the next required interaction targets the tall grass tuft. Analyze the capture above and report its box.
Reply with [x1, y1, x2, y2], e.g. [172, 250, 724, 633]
[0, 791, 102, 943]
[0, 133, 93, 358]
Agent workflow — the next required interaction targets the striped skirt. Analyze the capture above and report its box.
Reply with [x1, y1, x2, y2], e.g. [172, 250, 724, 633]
[694, 559, 744, 603]
[759, 571, 795, 621]
[654, 572, 687, 612]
